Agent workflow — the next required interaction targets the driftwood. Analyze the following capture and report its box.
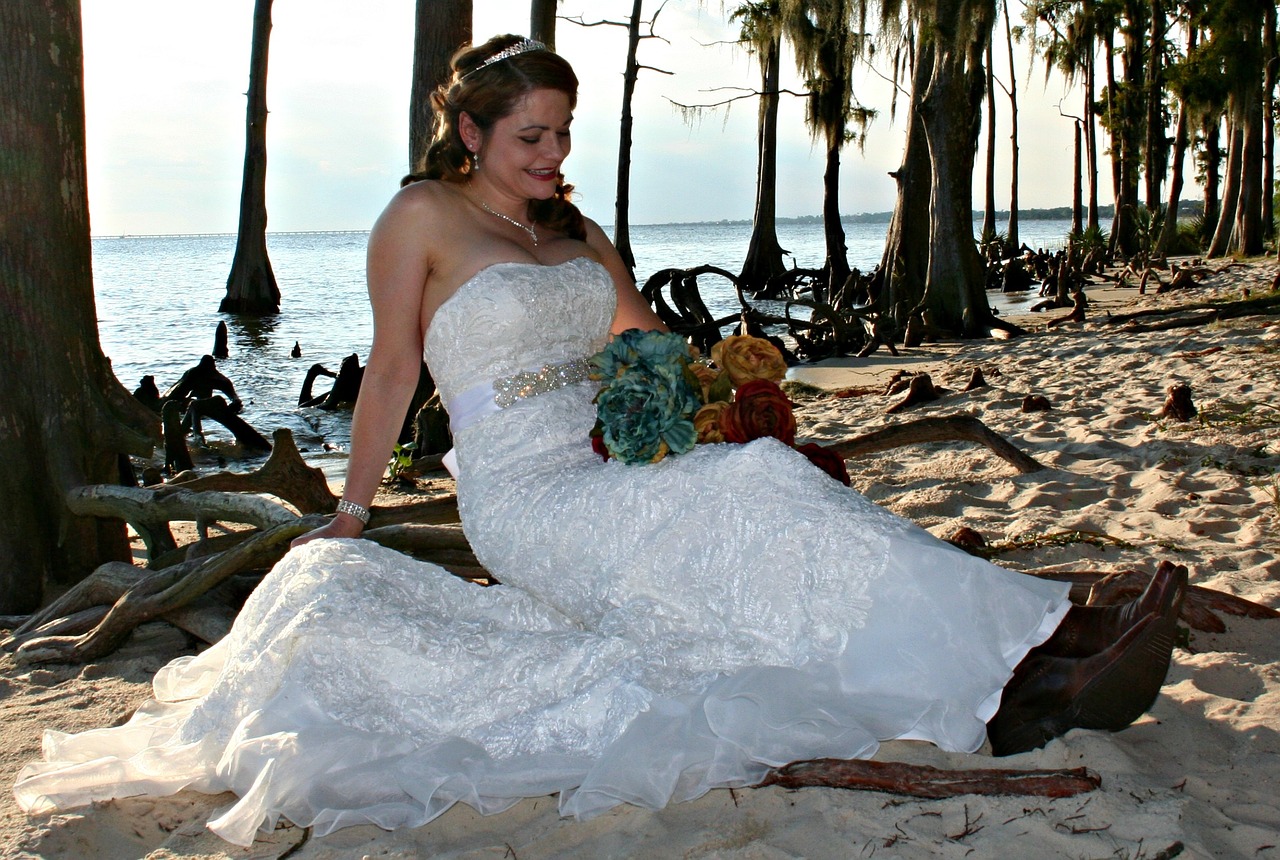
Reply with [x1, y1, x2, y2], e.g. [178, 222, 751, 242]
[298, 362, 338, 405]
[1029, 567, 1280, 633]
[1, 562, 246, 650]
[66, 484, 297, 559]
[161, 400, 194, 474]
[188, 396, 272, 450]
[827, 415, 1045, 474]
[9, 517, 323, 665]
[301, 353, 364, 410]
[757, 758, 1100, 799]
[1106, 292, 1280, 332]
[362, 523, 485, 580]
[164, 428, 337, 514]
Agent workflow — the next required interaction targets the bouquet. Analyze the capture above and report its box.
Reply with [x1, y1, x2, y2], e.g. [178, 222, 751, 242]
[588, 330, 850, 485]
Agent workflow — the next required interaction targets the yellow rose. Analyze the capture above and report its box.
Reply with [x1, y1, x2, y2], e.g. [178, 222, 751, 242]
[688, 362, 721, 401]
[711, 335, 787, 387]
[693, 401, 729, 443]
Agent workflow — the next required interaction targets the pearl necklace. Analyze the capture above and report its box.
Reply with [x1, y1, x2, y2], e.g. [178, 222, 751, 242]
[479, 200, 539, 246]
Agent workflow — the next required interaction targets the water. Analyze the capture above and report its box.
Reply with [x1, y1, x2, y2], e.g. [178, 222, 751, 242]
[93, 218, 1073, 468]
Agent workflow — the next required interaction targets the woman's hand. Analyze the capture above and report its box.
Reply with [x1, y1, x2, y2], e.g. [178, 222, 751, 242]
[290, 513, 366, 549]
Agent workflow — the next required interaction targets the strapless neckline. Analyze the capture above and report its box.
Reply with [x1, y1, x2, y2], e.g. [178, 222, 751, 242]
[425, 256, 606, 353]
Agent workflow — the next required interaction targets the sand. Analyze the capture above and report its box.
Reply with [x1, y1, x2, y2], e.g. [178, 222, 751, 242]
[3, 258, 1279, 859]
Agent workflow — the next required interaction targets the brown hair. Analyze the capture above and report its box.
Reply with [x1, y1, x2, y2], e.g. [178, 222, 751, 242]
[403, 35, 585, 240]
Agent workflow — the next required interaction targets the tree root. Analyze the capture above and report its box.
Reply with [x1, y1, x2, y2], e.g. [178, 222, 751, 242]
[1029, 565, 1279, 633]
[65, 485, 298, 560]
[757, 758, 1100, 799]
[885, 373, 947, 414]
[1105, 292, 1280, 331]
[827, 415, 1044, 474]
[9, 517, 323, 665]
[164, 428, 337, 513]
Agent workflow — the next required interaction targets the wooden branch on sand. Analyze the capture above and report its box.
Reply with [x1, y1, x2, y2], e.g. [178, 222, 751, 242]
[757, 758, 1100, 799]
[163, 428, 337, 514]
[8, 517, 324, 665]
[1031, 565, 1280, 633]
[1104, 292, 1280, 332]
[827, 415, 1045, 474]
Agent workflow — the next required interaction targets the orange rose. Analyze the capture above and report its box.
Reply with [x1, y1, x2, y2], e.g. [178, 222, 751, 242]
[693, 401, 729, 443]
[720, 379, 796, 445]
[711, 335, 787, 387]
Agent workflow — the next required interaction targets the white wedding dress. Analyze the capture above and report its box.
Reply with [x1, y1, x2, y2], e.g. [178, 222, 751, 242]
[16, 257, 1071, 846]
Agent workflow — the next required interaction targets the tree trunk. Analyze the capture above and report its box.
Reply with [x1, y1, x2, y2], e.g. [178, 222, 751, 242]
[740, 34, 789, 293]
[822, 126, 850, 293]
[1202, 115, 1221, 243]
[1111, 1, 1146, 258]
[531, 0, 558, 49]
[613, 0, 644, 275]
[1155, 89, 1190, 257]
[1143, 0, 1166, 212]
[1105, 27, 1123, 248]
[876, 39, 934, 334]
[220, 0, 280, 315]
[410, 0, 471, 173]
[1209, 119, 1244, 257]
[1072, 121, 1084, 236]
[917, 0, 1002, 336]
[0, 1, 158, 612]
[1264, 3, 1276, 243]
[1221, 0, 1265, 256]
[1002, 0, 1019, 249]
[1230, 85, 1264, 255]
[1086, 39, 1100, 230]
[981, 36, 997, 242]
[1155, 22, 1196, 258]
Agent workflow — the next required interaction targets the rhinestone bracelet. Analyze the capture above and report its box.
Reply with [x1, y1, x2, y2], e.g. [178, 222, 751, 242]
[335, 499, 371, 525]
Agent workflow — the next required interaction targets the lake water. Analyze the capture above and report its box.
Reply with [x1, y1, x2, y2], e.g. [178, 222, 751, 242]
[93, 217, 1073, 469]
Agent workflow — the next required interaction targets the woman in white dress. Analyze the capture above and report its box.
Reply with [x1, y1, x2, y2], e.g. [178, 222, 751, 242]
[15, 35, 1185, 846]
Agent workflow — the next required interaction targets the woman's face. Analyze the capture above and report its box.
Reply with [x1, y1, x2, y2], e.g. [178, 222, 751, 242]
[470, 87, 573, 202]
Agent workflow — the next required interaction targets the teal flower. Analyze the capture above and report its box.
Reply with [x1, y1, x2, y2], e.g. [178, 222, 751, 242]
[595, 364, 700, 464]
[589, 329, 692, 381]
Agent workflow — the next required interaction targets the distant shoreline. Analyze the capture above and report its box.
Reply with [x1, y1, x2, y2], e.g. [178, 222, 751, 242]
[92, 201, 1205, 240]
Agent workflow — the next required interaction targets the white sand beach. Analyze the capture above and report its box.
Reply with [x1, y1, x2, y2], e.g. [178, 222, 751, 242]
[3, 258, 1279, 859]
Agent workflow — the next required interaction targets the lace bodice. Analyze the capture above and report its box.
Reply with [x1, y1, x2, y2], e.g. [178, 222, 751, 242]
[423, 257, 615, 412]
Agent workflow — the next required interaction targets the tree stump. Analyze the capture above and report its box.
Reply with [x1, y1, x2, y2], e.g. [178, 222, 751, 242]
[1158, 382, 1196, 422]
[887, 373, 945, 414]
[1021, 394, 1052, 412]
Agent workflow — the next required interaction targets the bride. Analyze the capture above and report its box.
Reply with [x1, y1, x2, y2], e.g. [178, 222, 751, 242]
[15, 35, 1185, 847]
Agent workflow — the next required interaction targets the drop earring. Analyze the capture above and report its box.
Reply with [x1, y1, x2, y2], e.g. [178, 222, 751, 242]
[471, 150, 480, 173]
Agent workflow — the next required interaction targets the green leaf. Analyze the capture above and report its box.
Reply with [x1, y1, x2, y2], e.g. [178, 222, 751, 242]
[707, 372, 735, 404]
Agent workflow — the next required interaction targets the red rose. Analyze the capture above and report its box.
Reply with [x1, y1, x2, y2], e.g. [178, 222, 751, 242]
[591, 433, 611, 462]
[720, 379, 797, 446]
[795, 442, 851, 486]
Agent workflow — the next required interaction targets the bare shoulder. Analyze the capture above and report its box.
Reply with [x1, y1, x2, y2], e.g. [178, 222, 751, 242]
[374, 179, 460, 235]
[581, 216, 613, 250]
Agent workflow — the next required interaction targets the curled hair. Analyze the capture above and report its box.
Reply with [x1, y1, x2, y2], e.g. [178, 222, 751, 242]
[404, 35, 585, 241]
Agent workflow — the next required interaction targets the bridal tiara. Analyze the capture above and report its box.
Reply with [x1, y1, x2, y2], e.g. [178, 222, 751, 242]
[463, 39, 549, 79]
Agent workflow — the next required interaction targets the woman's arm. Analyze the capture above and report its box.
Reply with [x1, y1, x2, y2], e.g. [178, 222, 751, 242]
[293, 190, 434, 546]
[583, 218, 667, 334]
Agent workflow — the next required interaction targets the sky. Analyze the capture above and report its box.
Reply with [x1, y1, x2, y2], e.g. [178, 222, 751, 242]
[80, 0, 1095, 236]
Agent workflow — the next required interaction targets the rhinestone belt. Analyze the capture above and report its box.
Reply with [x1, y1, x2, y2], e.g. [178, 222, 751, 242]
[492, 358, 593, 408]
